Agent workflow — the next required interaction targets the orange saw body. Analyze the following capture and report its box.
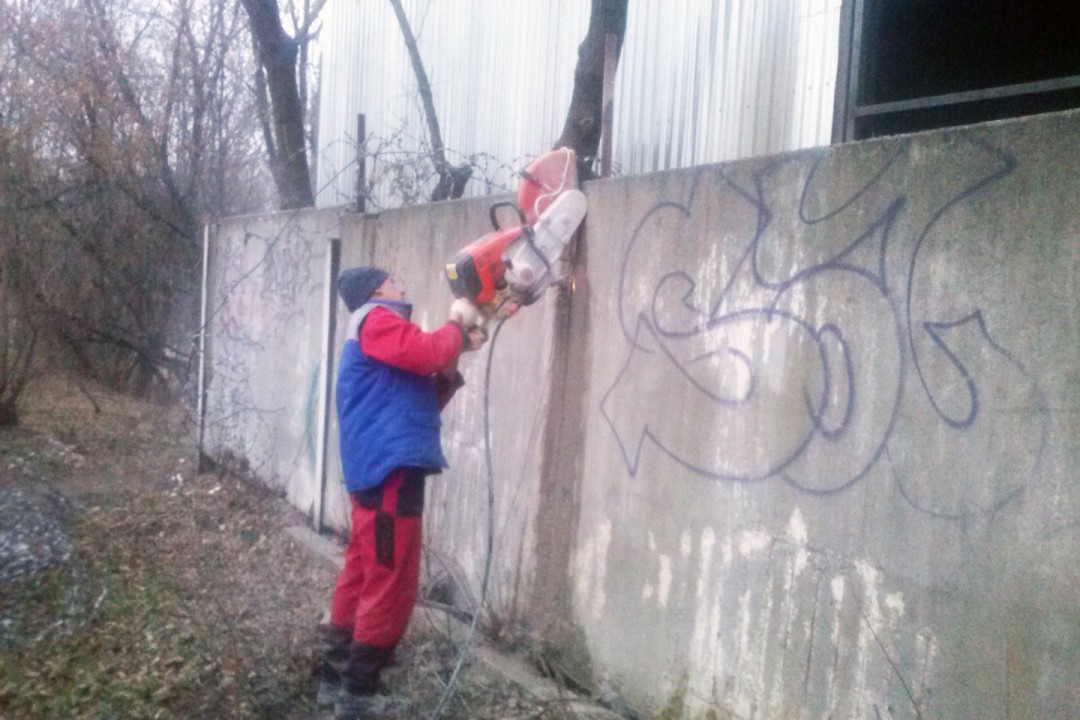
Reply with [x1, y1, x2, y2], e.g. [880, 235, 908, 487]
[445, 148, 587, 320]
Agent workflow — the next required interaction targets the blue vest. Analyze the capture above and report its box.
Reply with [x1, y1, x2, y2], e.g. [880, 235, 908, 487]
[336, 302, 448, 491]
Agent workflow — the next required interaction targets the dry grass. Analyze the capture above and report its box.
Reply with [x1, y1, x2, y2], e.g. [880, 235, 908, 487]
[0, 378, 592, 719]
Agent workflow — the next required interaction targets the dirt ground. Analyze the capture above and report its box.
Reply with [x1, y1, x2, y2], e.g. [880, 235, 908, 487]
[0, 378, 604, 719]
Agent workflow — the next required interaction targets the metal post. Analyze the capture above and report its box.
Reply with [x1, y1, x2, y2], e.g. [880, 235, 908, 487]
[356, 114, 367, 213]
[601, 33, 617, 178]
[313, 238, 341, 532]
[832, 0, 857, 143]
[196, 221, 213, 472]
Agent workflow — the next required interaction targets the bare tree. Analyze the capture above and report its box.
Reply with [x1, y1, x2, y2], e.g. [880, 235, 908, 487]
[241, 0, 322, 209]
[0, 0, 272, 406]
[387, 0, 472, 201]
[0, 137, 41, 426]
[555, 0, 628, 178]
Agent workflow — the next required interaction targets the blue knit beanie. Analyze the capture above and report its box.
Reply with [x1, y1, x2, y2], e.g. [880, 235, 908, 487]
[337, 266, 389, 312]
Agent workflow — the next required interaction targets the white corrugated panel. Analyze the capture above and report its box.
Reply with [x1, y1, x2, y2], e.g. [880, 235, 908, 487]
[315, 0, 842, 209]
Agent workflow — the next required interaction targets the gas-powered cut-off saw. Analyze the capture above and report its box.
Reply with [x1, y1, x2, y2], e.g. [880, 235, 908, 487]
[444, 148, 587, 329]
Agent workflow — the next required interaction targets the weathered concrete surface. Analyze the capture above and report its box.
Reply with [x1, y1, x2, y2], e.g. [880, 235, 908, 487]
[201, 209, 337, 517]
[571, 111, 1078, 718]
[201, 110, 1079, 719]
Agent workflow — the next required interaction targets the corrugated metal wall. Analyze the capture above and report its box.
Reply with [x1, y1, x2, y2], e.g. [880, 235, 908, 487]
[315, 0, 842, 209]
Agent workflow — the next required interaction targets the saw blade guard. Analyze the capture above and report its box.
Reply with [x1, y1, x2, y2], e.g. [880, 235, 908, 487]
[517, 147, 579, 225]
[503, 188, 587, 301]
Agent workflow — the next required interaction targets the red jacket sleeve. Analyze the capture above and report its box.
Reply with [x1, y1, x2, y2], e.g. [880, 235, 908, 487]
[359, 306, 465, 376]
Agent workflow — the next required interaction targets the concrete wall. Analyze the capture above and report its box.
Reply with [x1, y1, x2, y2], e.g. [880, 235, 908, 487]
[200, 209, 338, 516]
[200, 110, 1079, 719]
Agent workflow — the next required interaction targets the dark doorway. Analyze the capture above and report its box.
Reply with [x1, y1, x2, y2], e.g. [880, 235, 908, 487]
[834, 0, 1080, 141]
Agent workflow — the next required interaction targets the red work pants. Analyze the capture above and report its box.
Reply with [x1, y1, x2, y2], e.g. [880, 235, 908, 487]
[328, 468, 425, 691]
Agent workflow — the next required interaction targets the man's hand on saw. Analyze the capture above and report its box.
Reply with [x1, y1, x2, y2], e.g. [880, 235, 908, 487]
[465, 328, 487, 352]
[448, 300, 486, 351]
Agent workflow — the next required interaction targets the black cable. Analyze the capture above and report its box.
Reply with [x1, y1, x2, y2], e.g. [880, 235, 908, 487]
[429, 316, 506, 719]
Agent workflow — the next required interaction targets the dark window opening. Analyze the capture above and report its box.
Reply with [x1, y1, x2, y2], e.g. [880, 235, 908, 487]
[834, 1, 1080, 141]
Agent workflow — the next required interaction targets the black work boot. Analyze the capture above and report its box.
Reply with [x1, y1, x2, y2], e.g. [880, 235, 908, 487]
[333, 686, 410, 719]
[313, 624, 351, 709]
[334, 641, 407, 718]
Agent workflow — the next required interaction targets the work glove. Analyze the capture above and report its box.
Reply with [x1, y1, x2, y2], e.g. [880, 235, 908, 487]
[449, 298, 482, 329]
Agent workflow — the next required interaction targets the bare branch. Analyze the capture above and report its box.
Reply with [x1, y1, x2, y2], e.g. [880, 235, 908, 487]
[387, 0, 472, 201]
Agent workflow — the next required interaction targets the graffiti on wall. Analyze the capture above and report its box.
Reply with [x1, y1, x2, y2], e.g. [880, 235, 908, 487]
[204, 221, 325, 483]
[601, 135, 1048, 518]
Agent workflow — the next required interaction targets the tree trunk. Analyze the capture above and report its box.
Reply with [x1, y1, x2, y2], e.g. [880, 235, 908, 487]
[241, 0, 314, 209]
[555, 0, 628, 179]
[0, 397, 17, 427]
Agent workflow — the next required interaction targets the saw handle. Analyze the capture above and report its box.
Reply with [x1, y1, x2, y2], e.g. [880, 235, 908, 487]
[489, 201, 527, 231]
